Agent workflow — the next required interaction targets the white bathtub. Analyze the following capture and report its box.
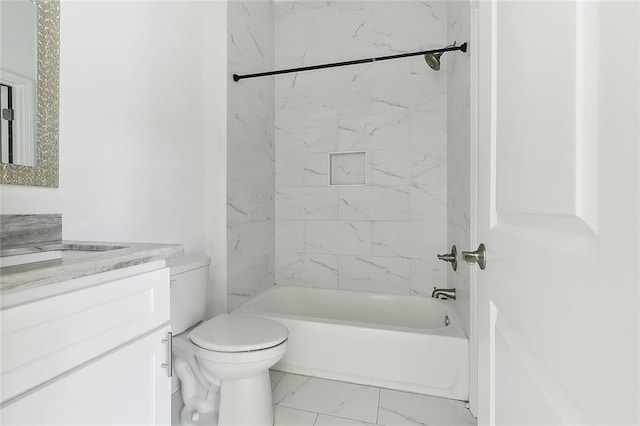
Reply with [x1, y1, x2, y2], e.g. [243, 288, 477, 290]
[233, 286, 469, 401]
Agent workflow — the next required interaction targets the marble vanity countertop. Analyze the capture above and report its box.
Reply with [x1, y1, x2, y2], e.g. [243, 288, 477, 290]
[0, 240, 183, 295]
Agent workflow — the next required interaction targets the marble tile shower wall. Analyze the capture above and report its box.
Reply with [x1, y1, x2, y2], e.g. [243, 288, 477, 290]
[447, 0, 471, 335]
[274, 1, 448, 296]
[227, 0, 275, 311]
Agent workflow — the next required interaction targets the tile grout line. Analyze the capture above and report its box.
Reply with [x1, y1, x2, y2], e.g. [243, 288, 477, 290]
[272, 372, 383, 425]
[276, 405, 323, 417]
[376, 387, 382, 425]
[271, 370, 286, 391]
[272, 372, 476, 425]
[273, 406, 320, 426]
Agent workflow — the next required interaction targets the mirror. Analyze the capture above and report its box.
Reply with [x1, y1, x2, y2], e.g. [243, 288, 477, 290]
[0, 0, 59, 187]
[1, 0, 37, 166]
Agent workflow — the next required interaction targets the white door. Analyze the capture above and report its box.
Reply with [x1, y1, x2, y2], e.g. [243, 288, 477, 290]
[473, 1, 639, 424]
[1, 326, 172, 425]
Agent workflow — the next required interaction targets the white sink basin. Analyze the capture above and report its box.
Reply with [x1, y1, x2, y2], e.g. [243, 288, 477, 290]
[0, 244, 126, 268]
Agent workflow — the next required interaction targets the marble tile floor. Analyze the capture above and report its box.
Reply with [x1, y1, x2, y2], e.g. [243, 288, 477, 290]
[269, 371, 476, 426]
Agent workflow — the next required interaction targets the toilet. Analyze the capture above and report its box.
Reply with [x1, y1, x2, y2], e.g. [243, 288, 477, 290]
[167, 255, 288, 426]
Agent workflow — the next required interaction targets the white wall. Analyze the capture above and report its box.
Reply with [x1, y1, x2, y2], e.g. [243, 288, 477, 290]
[0, 1, 228, 314]
[226, 0, 275, 311]
[274, 1, 448, 296]
[447, 0, 471, 336]
[204, 1, 229, 317]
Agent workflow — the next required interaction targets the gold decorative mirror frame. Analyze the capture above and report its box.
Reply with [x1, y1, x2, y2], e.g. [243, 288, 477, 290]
[0, 0, 59, 187]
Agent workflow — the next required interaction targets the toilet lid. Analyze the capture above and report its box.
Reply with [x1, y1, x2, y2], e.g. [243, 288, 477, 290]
[188, 314, 288, 352]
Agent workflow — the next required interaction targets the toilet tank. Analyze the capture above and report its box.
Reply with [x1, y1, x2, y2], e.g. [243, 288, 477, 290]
[166, 254, 211, 335]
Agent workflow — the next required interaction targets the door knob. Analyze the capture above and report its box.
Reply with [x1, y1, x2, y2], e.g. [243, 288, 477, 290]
[462, 244, 487, 270]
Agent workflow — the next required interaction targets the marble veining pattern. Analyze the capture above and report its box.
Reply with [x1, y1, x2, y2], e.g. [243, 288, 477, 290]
[338, 186, 411, 221]
[378, 389, 476, 426]
[273, 374, 380, 423]
[305, 221, 371, 256]
[410, 258, 446, 297]
[337, 113, 411, 152]
[271, 371, 476, 426]
[0, 241, 182, 292]
[371, 221, 446, 259]
[274, 406, 319, 426]
[304, 153, 330, 186]
[0, 214, 62, 248]
[275, 252, 338, 288]
[338, 255, 410, 294]
[330, 152, 366, 185]
[227, 0, 276, 309]
[447, 0, 471, 336]
[274, 1, 448, 295]
[277, 187, 339, 220]
[276, 220, 305, 252]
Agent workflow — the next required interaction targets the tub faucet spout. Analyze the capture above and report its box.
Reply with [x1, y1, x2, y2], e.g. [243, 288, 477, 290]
[431, 287, 456, 300]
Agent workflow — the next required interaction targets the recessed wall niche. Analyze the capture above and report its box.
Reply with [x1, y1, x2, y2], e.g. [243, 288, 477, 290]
[329, 152, 366, 185]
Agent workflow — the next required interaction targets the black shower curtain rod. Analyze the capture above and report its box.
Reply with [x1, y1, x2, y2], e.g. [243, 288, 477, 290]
[232, 42, 467, 82]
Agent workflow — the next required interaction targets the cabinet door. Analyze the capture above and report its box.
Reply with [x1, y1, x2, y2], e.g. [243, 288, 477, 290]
[1, 267, 170, 403]
[0, 326, 171, 425]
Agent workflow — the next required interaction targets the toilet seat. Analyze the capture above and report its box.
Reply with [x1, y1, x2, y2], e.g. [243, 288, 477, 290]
[175, 331, 287, 366]
[189, 314, 288, 352]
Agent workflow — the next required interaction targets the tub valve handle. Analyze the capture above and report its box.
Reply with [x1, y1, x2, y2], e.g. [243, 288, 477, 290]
[437, 245, 457, 271]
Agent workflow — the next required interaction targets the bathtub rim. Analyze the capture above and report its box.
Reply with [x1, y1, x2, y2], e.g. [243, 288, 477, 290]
[233, 285, 467, 340]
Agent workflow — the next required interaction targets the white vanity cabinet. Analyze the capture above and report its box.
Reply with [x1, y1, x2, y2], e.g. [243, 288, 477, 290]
[0, 263, 172, 425]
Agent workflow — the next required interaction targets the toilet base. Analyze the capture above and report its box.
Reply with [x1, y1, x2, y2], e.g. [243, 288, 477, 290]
[218, 370, 273, 426]
[180, 407, 218, 426]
